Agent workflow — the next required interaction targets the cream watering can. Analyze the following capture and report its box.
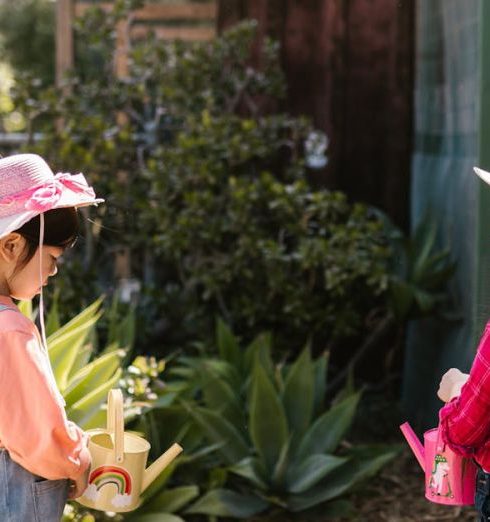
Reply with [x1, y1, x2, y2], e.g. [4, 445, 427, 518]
[77, 389, 183, 512]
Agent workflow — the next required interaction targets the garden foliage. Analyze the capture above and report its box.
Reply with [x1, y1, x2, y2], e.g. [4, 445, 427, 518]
[163, 320, 398, 519]
[36, 295, 397, 521]
[0, 1, 458, 520]
[9, 4, 391, 354]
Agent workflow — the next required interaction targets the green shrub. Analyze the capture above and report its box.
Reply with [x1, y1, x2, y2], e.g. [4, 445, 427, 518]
[144, 113, 390, 351]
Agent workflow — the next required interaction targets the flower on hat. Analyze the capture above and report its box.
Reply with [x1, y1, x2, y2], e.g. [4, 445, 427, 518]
[25, 183, 62, 212]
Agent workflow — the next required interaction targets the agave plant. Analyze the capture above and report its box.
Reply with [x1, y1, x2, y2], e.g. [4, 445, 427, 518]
[18, 297, 126, 430]
[173, 319, 399, 519]
[373, 210, 457, 322]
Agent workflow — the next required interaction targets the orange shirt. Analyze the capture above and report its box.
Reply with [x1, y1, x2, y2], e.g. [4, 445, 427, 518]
[0, 295, 90, 480]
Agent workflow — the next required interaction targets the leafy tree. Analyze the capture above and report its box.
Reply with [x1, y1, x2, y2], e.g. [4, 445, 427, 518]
[0, 0, 55, 85]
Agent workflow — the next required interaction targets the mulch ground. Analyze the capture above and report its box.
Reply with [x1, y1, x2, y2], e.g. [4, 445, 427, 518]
[331, 447, 477, 521]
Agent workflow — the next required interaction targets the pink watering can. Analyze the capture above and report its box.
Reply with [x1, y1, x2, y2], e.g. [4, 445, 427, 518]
[400, 422, 477, 505]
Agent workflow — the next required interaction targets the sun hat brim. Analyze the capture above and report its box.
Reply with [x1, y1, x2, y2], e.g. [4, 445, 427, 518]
[0, 196, 104, 240]
[0, 154, 103, 240]
[474, 167, 490, 185]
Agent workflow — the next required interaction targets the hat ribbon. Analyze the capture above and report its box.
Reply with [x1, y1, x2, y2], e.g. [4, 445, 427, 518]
[0, 172, 96, 213]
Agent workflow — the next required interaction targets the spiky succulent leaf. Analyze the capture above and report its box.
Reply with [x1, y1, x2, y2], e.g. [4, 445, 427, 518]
[66, 369, 122, 429]
[249, 362, 289, 473]
[139, 485, 199, 514]
[313, 351, 328, 414]
[282, 345, 314, 440]
[287, 454, 349, 493]
[186, 405, 249, 465]
[198, 362, 245, 429]
[228, 457, 268, 489]
[287, 445, 398, 511]
[297, 393, 360, 459]
[244, 332, 273, 376]
[185, 489, 269, 518]
[217, 318, 242, 371]
[271, 437, 291, 489]
[64, 349, 125, 404]
[48, 299, 103, 389]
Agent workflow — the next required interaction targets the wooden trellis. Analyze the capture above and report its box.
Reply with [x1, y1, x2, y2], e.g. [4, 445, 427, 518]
[55, 0, 217, 280]
[56, 0, 217, 83]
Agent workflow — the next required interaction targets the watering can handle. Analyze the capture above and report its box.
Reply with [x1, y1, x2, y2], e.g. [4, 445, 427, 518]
[107, 389, 124, 464]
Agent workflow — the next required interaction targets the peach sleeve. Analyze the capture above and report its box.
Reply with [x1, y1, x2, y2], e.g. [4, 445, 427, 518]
[0, 330, 91, 480]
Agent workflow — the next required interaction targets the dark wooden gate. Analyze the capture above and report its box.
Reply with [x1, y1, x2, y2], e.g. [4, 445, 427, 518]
[218, 0, 414, 229]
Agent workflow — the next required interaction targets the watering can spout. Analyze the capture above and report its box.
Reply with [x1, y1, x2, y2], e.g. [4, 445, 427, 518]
[141, 443, 183, 493]
[400, 422, 425, 470]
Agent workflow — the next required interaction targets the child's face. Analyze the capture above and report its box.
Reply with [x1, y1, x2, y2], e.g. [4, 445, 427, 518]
[9, 244, 64, 300]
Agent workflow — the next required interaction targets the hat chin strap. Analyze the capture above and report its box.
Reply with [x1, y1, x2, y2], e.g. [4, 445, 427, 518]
[39, 212, 46, 348]
[38, 213, 66, 406]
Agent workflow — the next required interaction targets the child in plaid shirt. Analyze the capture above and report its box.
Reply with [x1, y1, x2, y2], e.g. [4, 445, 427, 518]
[437, 168, 490, 520]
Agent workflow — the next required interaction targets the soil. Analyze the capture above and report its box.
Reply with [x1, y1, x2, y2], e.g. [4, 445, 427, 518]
[330, 447, 477, 521]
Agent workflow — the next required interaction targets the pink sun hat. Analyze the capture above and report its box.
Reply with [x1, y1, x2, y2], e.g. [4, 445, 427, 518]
[0, 153, 103, 238]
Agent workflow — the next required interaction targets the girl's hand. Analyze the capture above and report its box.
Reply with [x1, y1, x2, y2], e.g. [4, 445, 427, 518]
[67, 464, 90, 499]
[437, 368, 469, 402]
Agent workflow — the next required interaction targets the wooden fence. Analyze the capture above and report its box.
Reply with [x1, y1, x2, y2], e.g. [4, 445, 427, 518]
[218, 0, 414, 230]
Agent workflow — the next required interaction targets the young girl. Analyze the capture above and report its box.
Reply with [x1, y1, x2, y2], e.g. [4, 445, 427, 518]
[438, 166, 490, 521]
[0, 153, 103, 521]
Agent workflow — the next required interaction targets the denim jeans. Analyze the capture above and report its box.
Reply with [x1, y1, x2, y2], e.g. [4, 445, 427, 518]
[476, 466, 490, 521]
[0, 448, 68, 522]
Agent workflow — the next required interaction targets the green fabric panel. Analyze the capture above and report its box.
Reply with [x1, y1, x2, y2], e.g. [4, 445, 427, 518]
[476, 0, 490, 340]
[403, 0, 480, 429]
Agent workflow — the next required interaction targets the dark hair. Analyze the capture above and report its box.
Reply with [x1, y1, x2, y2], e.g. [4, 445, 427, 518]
[14, 207, 79, 270]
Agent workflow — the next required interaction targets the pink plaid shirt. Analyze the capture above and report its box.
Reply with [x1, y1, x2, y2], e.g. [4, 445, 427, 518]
[439, 321, 490, 469]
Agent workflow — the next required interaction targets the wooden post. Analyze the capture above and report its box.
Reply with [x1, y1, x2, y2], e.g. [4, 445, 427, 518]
[114, 17, 132, 281]
[55, 0, 74, 87]
[114, 19, 130, 82]
[55, 0, 74, 133]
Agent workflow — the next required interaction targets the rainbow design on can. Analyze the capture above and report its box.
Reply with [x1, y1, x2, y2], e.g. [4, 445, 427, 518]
[83, 465, 133, 508]
[89, 465, 132, 495]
